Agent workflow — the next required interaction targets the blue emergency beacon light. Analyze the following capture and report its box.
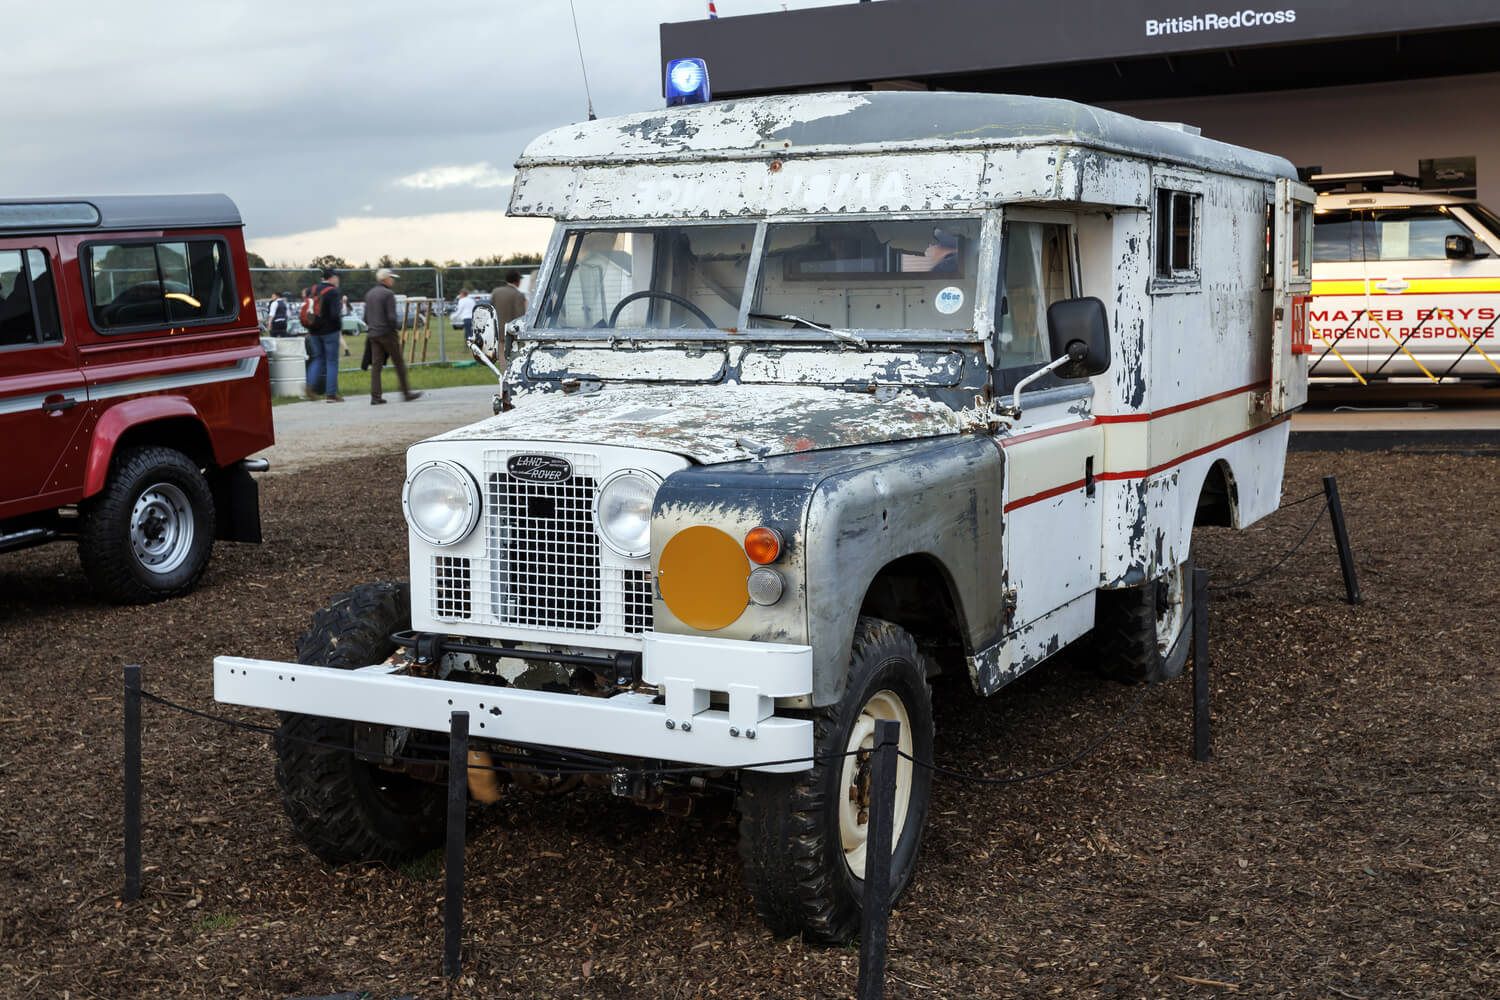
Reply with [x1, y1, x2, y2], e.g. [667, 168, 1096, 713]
[666, 58, 711, 106]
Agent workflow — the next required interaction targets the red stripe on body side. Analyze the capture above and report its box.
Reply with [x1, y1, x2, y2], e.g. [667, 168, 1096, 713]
[1005, 415, 1289, 512]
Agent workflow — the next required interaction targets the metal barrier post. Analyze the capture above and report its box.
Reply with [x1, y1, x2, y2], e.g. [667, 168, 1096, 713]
[856, 718, 900, 1000]
[1191, 571, 1212, 763]
[443, 711, 468, 979]
[1322, 476, 1361, 605]
[123, 664, 142, 902]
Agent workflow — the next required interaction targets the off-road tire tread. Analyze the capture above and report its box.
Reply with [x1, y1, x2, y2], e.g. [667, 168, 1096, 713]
[1093, 555, 1193, 685]
[736, 617, 934, 944]
[274, 581, 444, 865]
[78, 446, 215, 604]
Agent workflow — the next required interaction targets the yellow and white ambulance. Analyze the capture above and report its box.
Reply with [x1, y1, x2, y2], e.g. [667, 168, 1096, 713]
[1310, 171, 1500, 382]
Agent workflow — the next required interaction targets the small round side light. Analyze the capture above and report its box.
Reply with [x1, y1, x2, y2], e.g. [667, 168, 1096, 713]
[747, 567, 785, 606]
[744, 526, 782, 565]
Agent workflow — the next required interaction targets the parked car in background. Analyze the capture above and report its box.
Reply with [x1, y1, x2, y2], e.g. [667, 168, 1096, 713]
[1310, 171, 1500, 382]
[0, 195, 273, 602]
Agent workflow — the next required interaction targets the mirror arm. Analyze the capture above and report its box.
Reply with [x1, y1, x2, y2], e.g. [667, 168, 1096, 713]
[1000, 343, 1086, 418]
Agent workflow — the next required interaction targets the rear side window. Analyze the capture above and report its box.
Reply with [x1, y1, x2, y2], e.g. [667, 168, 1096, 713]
[85, 238, 236, 332]
[0, 248, 64, 348]
[1313, 210, 1361, 263]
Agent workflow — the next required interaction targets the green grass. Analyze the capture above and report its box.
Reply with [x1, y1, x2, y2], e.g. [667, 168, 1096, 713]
[194, 909, 238, 932]
[271, 318, 496, 404]
[397, 849, 444, 882]
[271, 359, 498, 405]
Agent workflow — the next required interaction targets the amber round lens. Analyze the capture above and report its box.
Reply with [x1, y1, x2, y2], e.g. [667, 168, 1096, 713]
[743, 526, 782, 565]
[658, 526, 750, 631]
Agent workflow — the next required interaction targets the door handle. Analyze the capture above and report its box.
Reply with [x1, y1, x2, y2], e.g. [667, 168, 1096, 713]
[42, 396, 78, 413]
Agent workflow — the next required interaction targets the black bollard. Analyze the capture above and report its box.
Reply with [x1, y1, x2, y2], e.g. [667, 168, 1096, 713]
[123, 664, 142, 903]
[444, 711, 469, 979]
[1322, 476, 1361, 605]
[1192, 570, 1212, 762]
[856, 718, 901, 1000]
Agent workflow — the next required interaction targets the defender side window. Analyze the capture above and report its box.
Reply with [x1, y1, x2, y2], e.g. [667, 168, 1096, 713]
[85, 238, 237, 332]
[995, 220, 1074, 393]
[1154, 189, 1200, 281]
[0, 249, 63, 349]
[1313, 209, 1361, 263]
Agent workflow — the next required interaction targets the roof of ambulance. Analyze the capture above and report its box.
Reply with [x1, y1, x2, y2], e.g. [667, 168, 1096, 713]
[516, 91, 1296, 182]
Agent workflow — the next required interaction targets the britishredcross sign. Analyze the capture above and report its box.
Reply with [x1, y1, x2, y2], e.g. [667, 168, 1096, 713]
[1146, 8, 1297, 37]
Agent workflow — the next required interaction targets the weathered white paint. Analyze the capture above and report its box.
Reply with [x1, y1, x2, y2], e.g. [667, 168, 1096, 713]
[739, 349, 965, 386]
[435, 384, 964, 465]
[527, 347, 728, 383]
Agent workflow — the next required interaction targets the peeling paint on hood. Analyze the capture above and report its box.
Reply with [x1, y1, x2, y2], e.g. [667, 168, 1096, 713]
[428, 384, 964, 465]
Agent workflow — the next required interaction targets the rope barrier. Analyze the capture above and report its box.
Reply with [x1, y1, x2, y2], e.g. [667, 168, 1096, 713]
[140, 679, 1156, 787]
[899, 681, 1156, 785]
[1208, 498, 1328, 592]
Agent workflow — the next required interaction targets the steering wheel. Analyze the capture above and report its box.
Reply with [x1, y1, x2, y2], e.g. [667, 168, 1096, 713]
[607, 289, 716, 329]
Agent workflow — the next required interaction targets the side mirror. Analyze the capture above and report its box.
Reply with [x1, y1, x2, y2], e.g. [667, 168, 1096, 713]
[1445, 234, 1489, 259]
[1045, 296, 1111, 378]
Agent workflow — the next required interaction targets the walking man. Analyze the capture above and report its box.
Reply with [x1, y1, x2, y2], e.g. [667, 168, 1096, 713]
[486, 272, 528, 364]
[366, 268, 422, 405]
[306, 268, 344, 402]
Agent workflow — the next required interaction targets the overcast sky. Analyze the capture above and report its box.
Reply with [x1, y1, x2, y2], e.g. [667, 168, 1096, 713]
[6, 0, 848, 265]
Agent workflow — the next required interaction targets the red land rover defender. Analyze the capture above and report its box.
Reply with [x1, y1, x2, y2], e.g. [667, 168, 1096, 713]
[0, 195, 273, 602]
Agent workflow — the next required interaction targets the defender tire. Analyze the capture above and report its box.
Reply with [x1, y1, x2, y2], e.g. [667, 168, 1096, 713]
[274, 581, 444, 866]
[78, 446, 215, 604]
[736, 617, 934, 944]
[1093, 554, 1194, 684]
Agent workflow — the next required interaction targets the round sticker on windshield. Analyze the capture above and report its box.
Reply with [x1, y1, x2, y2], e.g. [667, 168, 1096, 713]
[935, 286, 965, 315]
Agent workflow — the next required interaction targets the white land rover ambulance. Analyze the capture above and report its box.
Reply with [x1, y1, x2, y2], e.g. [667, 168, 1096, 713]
[1309, 170, 1500, 382]
[215, 85, 1313, 943]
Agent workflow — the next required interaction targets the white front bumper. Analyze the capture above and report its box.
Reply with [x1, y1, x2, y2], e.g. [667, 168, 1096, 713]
[213, 633, 815, 773]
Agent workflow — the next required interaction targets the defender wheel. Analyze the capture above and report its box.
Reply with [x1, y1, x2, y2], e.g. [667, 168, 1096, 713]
[1093, 554, 1194, 684]
[274, 581, 444, 866]
[79, 446, 216, 604]
[736, 617, 934, 944]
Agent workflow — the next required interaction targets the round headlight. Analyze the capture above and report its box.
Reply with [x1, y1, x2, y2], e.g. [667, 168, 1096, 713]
[403, 460, 480, 546]
[596, 469, 660, 559]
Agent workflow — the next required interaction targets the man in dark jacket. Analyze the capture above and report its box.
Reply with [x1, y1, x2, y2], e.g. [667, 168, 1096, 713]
[365, 268, 422, 404]
[306, 268, 345, 402]
[486, 272, 528, 365]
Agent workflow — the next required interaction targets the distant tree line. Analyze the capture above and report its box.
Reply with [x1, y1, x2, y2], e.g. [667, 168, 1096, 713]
[245, 251, 542, 302]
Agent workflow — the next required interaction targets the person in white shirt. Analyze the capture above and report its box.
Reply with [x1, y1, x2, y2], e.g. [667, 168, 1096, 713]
[265, 290, 290, 336]
[450, 288, 476, 344]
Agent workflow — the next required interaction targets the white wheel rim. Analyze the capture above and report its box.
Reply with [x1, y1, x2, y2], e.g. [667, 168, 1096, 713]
[129, 482, 194, 575]
[1156, 561, 1187, 658]
[838, 688, 914, 880]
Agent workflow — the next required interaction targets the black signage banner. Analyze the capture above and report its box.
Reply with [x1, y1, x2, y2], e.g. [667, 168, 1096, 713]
[662, 0, 1500, 94]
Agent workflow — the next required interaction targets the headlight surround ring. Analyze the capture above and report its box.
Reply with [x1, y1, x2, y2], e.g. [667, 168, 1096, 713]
[595, 469, 662, 559]
[402, 460, 481, 546]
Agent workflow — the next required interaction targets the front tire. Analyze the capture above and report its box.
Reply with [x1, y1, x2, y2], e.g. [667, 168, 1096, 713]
[274, 581, 444, 866]
[737, 617, 934, 944]
[78, 446, 215, 603]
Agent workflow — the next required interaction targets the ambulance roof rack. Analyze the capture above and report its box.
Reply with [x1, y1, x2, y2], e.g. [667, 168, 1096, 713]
[1306, 170, 1421, 193]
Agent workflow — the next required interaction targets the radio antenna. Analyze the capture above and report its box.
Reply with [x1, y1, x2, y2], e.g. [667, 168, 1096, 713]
[567, 0, 597, 121]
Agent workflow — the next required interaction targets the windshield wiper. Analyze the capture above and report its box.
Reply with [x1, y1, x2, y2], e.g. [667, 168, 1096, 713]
[748, 311, 870, 350]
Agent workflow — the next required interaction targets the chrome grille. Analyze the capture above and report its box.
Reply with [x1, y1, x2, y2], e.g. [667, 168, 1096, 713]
[431, 555, 472, 619]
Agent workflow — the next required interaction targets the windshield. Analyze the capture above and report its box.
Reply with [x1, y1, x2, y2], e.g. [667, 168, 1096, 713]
[1462, 202, 1500, 240]
[749, 218, 980, 331]
[538, 224, 755, 330]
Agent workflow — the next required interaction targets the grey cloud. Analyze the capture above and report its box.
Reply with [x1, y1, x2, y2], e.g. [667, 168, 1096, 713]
[4, 0, 843, 254]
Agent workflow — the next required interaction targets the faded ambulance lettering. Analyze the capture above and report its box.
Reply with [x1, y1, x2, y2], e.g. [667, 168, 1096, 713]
[633, 170, 907, 213]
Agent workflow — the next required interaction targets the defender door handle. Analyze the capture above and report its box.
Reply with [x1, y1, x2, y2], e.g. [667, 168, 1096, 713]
[42, 395, 78, 413]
